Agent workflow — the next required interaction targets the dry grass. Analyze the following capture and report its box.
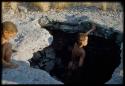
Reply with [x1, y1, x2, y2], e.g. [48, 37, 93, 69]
[2, 2, 122, 12]
[2, 2, 18, 11]
[31, 2, 51, 12]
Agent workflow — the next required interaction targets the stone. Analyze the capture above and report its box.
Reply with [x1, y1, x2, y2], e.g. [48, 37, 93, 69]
[38, 16, 123, 45]
[2, 60, 63, 84]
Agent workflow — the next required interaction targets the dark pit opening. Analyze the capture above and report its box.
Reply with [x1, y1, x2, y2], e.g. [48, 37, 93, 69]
[28, 28, 121, 84]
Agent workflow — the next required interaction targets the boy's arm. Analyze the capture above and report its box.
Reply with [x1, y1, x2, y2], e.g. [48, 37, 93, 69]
[2, 43, 12, 61]
[2, 44, 18, 68]
[2, 59, 12, 67]
[2, 44, 6, 59]
[2, 44, 12, 67]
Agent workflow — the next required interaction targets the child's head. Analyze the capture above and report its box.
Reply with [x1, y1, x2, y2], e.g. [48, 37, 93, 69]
[2, 21, 18, 40]
[77, 33, 88, 47]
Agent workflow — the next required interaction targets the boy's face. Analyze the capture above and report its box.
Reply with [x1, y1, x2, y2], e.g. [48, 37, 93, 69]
[78, 35, 88, 47]
[78, 33, 88, 47]
[3, 31, 16, 40]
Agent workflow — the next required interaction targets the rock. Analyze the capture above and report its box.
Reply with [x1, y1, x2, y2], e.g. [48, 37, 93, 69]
[38, 16, 123, 45]
[18, 5, 28, 13]
[10, 20, 53, 61]
[37, 14, 123, 84]
[29, 46, 56, 73]
[2, 60, 63, 84]
[38, 16, 51, 27]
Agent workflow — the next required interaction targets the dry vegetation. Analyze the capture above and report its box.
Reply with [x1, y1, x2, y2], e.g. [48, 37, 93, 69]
[2, 2, 122, 12]
[2, 2, 18, 10]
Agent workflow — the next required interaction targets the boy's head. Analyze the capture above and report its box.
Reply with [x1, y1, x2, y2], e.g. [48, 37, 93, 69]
[77, 33, 88, 47]
[77, 23, 96, 47]
[2, 21, 18, 40]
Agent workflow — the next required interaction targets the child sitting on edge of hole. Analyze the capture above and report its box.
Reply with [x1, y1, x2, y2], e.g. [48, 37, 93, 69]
[2, 21, 19, 69]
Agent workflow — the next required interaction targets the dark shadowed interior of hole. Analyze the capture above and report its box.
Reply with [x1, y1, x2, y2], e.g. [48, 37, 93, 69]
[28, 29, 121, 84]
